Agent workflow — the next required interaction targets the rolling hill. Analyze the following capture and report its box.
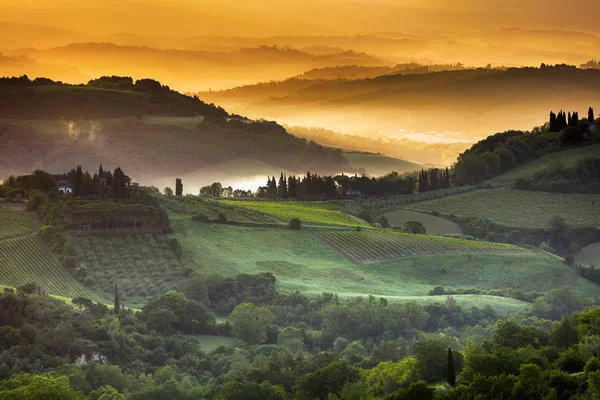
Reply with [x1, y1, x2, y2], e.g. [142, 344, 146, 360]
[487, 144, 600, 187]
[406, 189, 600, 229]
[0, 79, 350, 186]
[168, 209, 600, 314]
[201, 67, 600, 141]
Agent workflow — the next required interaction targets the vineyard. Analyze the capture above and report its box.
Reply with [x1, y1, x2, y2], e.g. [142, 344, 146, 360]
[317, 230, 523, 263]
[219, 200, 369, 227]
[0, 207, 34, 239]
[407, 189, 600, 229]
[0, 235, 105, 301]
[68, 234, 186, 306]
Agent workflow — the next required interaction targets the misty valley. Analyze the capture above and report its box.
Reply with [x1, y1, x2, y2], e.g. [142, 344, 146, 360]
[2, 2, 600, 399]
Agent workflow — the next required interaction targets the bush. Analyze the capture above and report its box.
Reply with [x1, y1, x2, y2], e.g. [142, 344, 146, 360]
[192, 214, 210, 223]
[359, 210, 373, 224]
[217, 213, 228, 223]
[289, 218, 302, 230]
[404, 221, 426, 234]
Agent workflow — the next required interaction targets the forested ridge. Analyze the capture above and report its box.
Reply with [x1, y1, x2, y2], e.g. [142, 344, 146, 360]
[0, 75, 350, 180]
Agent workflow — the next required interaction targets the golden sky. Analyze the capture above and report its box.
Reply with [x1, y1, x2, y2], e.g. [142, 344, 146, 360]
[2, 0, 598, 37]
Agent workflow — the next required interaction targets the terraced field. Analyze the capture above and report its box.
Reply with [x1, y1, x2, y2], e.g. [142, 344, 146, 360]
[487, 145, 600, 187]
[317, 229, 523, 263]
[220, 200, 369, 227]
[408, 189, 600, 229]
[0, 235, 105, 301]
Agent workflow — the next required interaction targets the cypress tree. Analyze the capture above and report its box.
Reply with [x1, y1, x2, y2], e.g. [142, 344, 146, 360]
[114, 283, 120, 315]
[568, 112, 572, 126]
[447, 348, 456, 386]
[74, 165, 82, 197]
[445, 167, 451, 188]
[589, 107, 595, 123]
[175, 178, 183, 196]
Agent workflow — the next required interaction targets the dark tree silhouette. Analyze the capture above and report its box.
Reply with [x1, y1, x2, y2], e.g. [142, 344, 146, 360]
[175, 178, 183, 196]
[114, 283, 120, 315]
[74, 165, 82, 197]
[589, 107, 595, 123]
[447, 348, 456, 386]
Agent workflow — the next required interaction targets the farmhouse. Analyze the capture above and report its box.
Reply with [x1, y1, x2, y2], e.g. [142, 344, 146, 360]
[57, 180, 73, 195]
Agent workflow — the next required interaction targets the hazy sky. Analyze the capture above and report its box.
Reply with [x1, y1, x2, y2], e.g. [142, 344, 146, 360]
[2, 0, 599, 37]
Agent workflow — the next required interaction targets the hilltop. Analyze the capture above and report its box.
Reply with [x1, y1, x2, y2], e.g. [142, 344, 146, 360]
[0, 76, 350, 186]
[201, 66, 600, 140]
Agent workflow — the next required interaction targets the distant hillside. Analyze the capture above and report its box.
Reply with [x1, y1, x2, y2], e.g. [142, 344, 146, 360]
[343, 153, 424, 176]
[201, 66, 600, 140]
[10, 43, 391, 91]
[0, 77, 350, 183]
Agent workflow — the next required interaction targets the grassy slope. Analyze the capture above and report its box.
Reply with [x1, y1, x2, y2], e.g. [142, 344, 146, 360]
[220, 200, 370, 228]
[487, 145, 600, 187]
[382, 209, 463, 235]
[172, 216, 599, 313]
[0, 235, 107, 302]
[576, 242, 600, 267]
[407, 189, 600, 229]
[343, 153, 423, 177]
[0, 207, 37, 239]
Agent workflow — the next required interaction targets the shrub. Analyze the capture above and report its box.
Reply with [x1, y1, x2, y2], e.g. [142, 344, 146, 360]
[289, 218, 302, 230]
[217, 213, 228, 223]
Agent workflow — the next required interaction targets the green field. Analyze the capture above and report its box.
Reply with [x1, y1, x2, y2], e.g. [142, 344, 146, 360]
[163, 197, 281, 224]
[576, 242, 600, 267]
[187, 335, 236, 352]
[407, 189, 600, 229]
[318, 230, 522, 263]
[382, 209, 463, 235]
[487, 145, 600, 187]
[171, 215, 599, 312]
[0, 235, 106, 302]
[0, 207, 35, 239]
[343, 153, 423, 177]
[68, 234, 185, 307]
[219, 200, 370, 227]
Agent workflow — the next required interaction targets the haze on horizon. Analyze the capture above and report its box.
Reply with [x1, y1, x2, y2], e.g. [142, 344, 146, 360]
[2, 0, 600, 160]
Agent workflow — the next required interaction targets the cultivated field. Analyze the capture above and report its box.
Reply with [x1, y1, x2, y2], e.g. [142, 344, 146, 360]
[0, 235, 106, 301]
[170, 215, 598, 312]
[381, 209, 463, 235]
[163, 196, 281, 224]
[68, 234, 185, 307]
[343, 153, 423, 177]
[317, 230, 521, 263]
[576, 242, 600, 267]
[487, 145, 600, 187]
[408, 189, 600, 229]
[0, 207, 35, 239]
[220, 200, 370, 227]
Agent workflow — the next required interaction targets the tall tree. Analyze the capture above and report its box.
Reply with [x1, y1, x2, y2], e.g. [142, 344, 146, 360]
[113, 168, 127, 199]
[589, 107, 595, 123]
[74, 165, 82, 197]
[278, 173, 288, 199]
[114, 283, 120, 315]
[447, 348, 456, 386]
[175, 178, 183, 196]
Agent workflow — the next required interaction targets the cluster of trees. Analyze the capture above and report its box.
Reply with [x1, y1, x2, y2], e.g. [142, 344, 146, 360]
[50, 165, 131, 199]
[258, 173, 337, 200]
[418, 168, 451, 193]
[1, 272, 598, 399]
[454, 110, 598, 185]
[548, 110, 581, 132]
